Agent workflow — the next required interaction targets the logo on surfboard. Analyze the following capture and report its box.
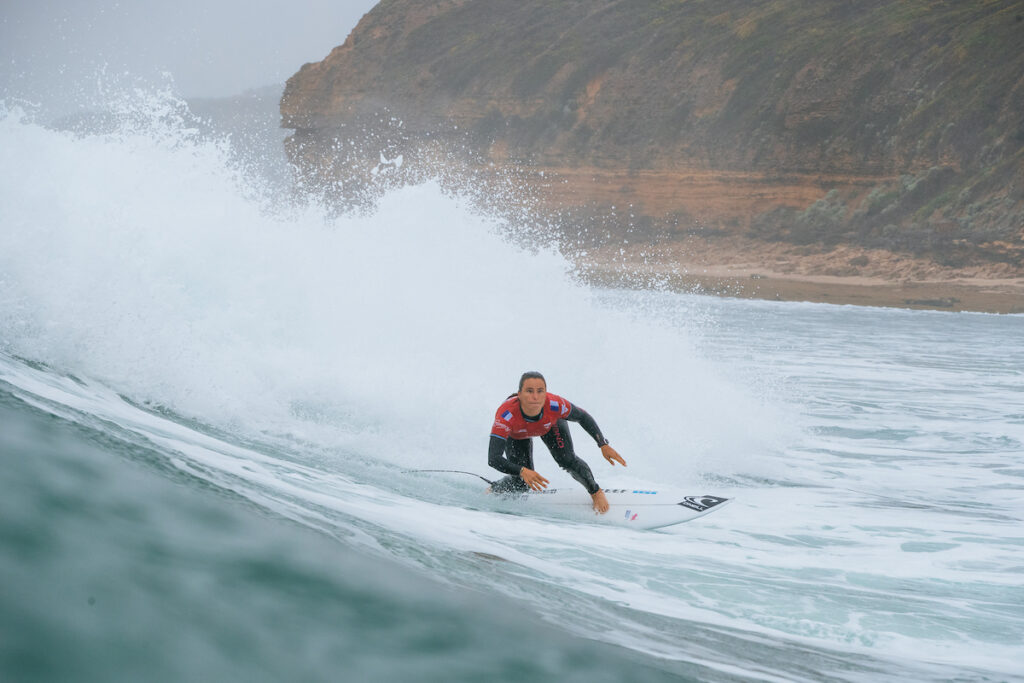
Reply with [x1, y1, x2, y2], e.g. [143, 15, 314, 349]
[678, 495, 729, 512]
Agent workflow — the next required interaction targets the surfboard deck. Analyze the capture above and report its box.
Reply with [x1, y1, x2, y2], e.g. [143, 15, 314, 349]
[497, 487, 731, 530]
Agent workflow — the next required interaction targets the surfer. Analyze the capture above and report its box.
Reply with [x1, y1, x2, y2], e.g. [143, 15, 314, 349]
[488, 371, 626, 513]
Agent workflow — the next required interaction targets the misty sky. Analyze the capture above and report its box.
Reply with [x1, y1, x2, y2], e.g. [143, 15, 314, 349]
[1, 0, 378, 109]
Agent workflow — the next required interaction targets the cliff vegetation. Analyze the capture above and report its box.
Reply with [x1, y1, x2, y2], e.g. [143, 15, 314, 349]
[281, 0, 1024, 270]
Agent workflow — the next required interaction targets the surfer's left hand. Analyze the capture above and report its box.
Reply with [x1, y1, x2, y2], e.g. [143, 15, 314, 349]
[601, 444, 626, 467]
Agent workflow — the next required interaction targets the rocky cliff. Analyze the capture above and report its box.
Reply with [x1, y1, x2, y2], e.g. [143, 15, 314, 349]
[281, 0, 1024, 269]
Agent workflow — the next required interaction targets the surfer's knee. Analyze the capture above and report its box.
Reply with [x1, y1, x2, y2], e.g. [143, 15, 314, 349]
[552, 450, 582, 470]
[491, 475, 528, 494]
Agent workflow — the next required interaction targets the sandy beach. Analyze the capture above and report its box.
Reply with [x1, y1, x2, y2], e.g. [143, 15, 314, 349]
[581, 236, 1024, 314]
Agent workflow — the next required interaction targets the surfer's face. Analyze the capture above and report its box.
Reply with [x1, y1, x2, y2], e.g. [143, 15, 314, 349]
[518, 378, 547, 418]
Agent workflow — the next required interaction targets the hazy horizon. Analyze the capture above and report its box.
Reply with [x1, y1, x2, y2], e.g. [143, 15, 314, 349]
[1, 0, 378, 114]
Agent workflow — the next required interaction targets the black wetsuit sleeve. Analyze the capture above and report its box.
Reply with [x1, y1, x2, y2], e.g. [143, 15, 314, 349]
[488, 435, 522, 476]
[565, 404, 610, 447]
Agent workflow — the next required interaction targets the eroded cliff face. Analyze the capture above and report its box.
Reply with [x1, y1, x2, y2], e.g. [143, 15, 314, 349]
[281, 0, 1024, 268]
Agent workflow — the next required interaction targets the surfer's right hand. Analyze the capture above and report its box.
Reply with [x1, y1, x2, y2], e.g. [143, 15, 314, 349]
[520, 467, 549, 491]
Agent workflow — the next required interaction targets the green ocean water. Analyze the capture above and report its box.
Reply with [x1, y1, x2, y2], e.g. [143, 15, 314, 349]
[0, 388, 697, 682]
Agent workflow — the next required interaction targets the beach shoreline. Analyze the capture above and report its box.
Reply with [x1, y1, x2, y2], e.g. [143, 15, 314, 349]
[579, 237, 1024, 314]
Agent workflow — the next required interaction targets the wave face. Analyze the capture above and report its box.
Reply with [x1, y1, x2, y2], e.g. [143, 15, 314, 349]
[2, 96, 1023, 683]
[0, 96, 774, 481]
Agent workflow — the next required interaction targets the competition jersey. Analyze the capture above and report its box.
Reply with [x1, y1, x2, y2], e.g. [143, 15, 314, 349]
[490, 393, 572, 441]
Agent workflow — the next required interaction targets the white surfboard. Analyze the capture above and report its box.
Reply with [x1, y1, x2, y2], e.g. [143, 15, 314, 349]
[500, 487, 731, 530]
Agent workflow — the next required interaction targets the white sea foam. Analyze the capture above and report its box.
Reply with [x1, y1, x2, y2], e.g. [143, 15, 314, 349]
[0, 98, 785, 489]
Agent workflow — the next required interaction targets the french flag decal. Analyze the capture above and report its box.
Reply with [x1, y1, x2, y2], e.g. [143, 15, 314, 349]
[501, 410, 513, 421]
[625, 510, 638, 521]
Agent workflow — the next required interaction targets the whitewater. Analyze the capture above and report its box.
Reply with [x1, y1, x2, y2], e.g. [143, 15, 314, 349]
[1, 96, 1022, 682]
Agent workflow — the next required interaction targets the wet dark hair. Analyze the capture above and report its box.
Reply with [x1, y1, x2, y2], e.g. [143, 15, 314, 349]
[518, 371, 546, 391]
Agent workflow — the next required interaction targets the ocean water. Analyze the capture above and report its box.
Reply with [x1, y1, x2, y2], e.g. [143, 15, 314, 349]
[1, 96, 1022, 682]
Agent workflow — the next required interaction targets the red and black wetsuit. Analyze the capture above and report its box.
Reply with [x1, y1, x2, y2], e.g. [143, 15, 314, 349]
[488, 393, 608, 495]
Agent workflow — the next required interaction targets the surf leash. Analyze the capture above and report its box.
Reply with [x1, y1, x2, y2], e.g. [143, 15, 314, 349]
[403, 469, 496, 485]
